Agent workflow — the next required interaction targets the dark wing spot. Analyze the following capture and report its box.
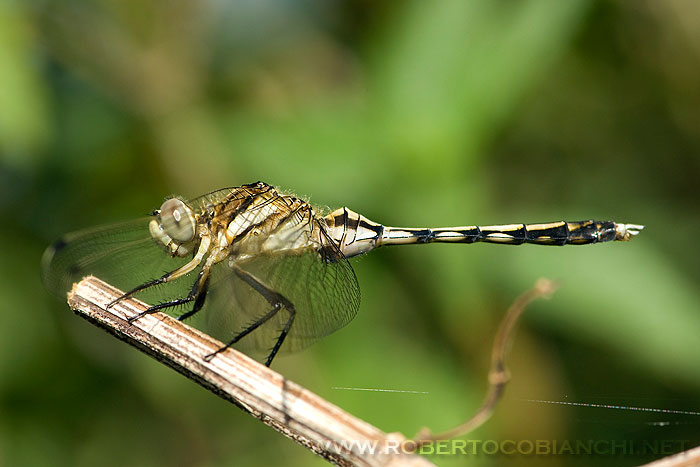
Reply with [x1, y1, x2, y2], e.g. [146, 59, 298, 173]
[51, 238, 68, 253]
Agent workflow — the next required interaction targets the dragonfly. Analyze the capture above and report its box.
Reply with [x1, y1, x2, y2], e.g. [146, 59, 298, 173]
[42, 181, 644, 366]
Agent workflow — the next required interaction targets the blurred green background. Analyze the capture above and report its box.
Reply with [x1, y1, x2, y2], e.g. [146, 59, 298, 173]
[1, 0, 699, 466]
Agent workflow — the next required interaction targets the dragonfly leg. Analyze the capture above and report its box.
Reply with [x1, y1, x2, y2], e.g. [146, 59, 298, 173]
[107, 277, 166, 309]
[177, 276, 210, 322]
[203, 303, 281, 363]
[126, 268, 210, 323]
[107, 236, 211, 309]
[265, 306, 295, 367]
[203, 265, 296, 367]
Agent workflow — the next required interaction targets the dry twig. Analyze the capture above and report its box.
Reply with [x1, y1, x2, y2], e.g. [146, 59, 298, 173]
[68, 276, 434, 467]
[412, 278, 559, 447]
[638, 444, 700, 467]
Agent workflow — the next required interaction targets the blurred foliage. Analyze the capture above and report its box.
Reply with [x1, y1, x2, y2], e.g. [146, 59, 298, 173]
[1, 0, 699, 466]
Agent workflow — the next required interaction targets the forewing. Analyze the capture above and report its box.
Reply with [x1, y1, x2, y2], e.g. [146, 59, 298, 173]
[41, 218, 193, 305]
[204, 239, 360, 356]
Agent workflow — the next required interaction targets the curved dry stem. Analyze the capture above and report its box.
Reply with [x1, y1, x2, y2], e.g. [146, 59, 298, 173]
[411, 278, 559, 449]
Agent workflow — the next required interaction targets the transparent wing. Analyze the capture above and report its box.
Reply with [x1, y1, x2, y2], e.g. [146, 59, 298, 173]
[42, 191, 360, 361]
[41, 218, 193, 304]
[204, 233, 360, 357]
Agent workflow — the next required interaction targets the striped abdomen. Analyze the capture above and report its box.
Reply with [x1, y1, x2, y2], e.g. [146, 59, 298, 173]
[324, 208, 643, 259]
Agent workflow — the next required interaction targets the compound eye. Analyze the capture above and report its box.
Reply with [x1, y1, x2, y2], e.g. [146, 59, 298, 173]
[159, 198, 196, 242]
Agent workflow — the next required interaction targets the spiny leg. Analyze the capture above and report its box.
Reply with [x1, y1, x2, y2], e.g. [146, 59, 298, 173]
[203, 265, 296, 367]
[232, 266, 296, 367]
[203, 303, 282, 363]
[177, 276, 210, 322]
[127, 269, 210, 323]
[106, 236, 211, 309]
[265, 305, 296, 367]
[107, 276, 167, 309]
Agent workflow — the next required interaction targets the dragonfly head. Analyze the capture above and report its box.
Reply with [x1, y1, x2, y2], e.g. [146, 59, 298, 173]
[149, 198, 197, 256]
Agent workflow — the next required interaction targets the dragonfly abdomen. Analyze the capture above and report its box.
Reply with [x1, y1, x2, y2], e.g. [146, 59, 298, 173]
[461, 220, 617, 246]
[384, 220, 644, 247]
[325, 207, 643, 258]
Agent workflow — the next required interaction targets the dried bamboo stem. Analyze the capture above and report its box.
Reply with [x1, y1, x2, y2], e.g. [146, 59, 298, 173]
[67, 276, 434, 467]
